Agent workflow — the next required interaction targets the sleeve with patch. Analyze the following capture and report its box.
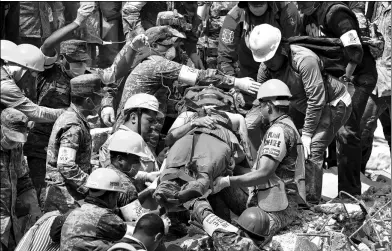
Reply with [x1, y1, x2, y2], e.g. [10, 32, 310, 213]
[261, 126, 287, 162]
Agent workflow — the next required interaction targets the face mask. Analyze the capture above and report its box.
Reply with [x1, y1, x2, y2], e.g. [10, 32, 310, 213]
[6, 65, 28, 82]
[248, 3, 268, 17]
[165, 46, 177, 61]
[68, 62, 87, 77]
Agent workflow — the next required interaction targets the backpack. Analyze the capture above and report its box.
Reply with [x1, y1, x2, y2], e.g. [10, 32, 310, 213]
[175, 85, 248, 115]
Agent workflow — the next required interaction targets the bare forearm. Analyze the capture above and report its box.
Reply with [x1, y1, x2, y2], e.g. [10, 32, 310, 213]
[345, 62, 357, 78]
[41, 22, 80, 57]
[230, 169, 271, 187]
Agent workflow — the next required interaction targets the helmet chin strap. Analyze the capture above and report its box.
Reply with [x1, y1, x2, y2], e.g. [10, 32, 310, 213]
[137, 108, 142, 135]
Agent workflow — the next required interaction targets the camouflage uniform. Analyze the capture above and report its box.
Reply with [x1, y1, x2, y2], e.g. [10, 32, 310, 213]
[198, 2, 238, 69]
[122, 1, 200, 55]
[43, 103, 92, 214]
[1, 147, 36, 251]
[108, 54, 236, 152]
[106, 164, 138, 208]
[60, 195, 127, 251]
[1, 109, 39, 251]
[99, 125, 159, 192]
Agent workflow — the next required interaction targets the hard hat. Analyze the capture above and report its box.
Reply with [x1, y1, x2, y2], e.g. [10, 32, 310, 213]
[124, 93, 163, 116]
[235, 207, 270, 238]
[249, 24, 281, 63]
[7, 44, 45, 72]
[1, 40, 18, 62]
[85, 168, 126, 193]
[256, 79, 291, 106]
[108, 130, 151, 159]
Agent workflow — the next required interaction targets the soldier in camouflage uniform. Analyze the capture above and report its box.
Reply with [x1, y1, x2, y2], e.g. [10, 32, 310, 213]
[107, 15, 261, 153]
[24, 3, 149, 204]
[60, 169, 127, 251]
[197, 2, 238, 69]
[1, 108, 41, 251]
[43, 74, 102, 214]
[121, 1, 204, 69]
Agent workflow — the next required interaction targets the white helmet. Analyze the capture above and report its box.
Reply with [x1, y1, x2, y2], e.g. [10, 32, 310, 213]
[249, 24, 282, 63]
[85, 168, 126, 193]
[256, 79, 291, 106]
[7, 44, 45, 72]
[108, 130, 151, 159]
[1, 40, 18, 62]
[124, 93, 162, 116]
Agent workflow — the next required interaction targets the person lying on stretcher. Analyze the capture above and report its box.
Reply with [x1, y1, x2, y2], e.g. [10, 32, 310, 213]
[152, 86, 253, 212]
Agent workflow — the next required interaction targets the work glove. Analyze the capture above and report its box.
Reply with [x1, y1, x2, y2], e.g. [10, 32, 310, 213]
[212, 176, 230, 194]
[74, 2, 96, 26]
[234, 77, 261, 95]
[301, 135, 312, 160]
[101, 107, 115, 126]
[130, 34, 149, 52]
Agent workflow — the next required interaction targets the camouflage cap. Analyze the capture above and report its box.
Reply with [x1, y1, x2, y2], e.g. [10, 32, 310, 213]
[1, 108, 28, 143]
[146, 26, 186, 46]
[60, 39, 91, 62]
[156, 11, 192, 32]
[70, 74, 101, 96]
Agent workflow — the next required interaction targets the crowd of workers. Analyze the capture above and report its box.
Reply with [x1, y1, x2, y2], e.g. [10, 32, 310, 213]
[0, 1, 390, 251]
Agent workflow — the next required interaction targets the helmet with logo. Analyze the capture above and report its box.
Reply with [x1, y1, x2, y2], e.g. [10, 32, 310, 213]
[256, 79, 291, 106]
[6, 44, 45, 72]
[235, 207, 270, 238]
[1, 40, 18, 62]
[249, 24, 281, 63]
[124, 93, 163, 116]
[85, 168, 126, 193]
[108, 130, 151, 159]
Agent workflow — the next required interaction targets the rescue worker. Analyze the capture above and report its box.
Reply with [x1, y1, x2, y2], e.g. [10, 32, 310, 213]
[43, 74, 102, 213]
[106, 18, 261, 153]
[1, 41, 64, 121]
[217, 1, 301, 80]
[106, 130, 157, 210]
[189, 202, 270, 250]
[60, 168, 127, 251]
[297, 2, 378, 197]
[212, 79, 305, 237]
[23, 3, 149, 204]
[217, 1, 302, 160]
[99, 94, 161, 193]
[108, 213, 165, 251]
[250, 24, 353, 203]
[360, 2, 391, 172]
[121, 1, 204, 69]
[1, 108, 41, 251]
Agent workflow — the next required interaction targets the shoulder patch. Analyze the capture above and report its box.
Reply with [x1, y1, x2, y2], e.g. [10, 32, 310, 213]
[221, 29, 235, 44]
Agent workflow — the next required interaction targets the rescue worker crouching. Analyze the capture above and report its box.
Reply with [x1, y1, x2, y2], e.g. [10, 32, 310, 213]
[100, 93, 162, 193]
[43, 74, 103, 214]
[297, 1, 378, 197]
[60, 168, 127, 251]
[249, 24, 353, 203]
[1, 108, 41, 250]
[106, 12, 261, 153]
[212, 79, 305, 238]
